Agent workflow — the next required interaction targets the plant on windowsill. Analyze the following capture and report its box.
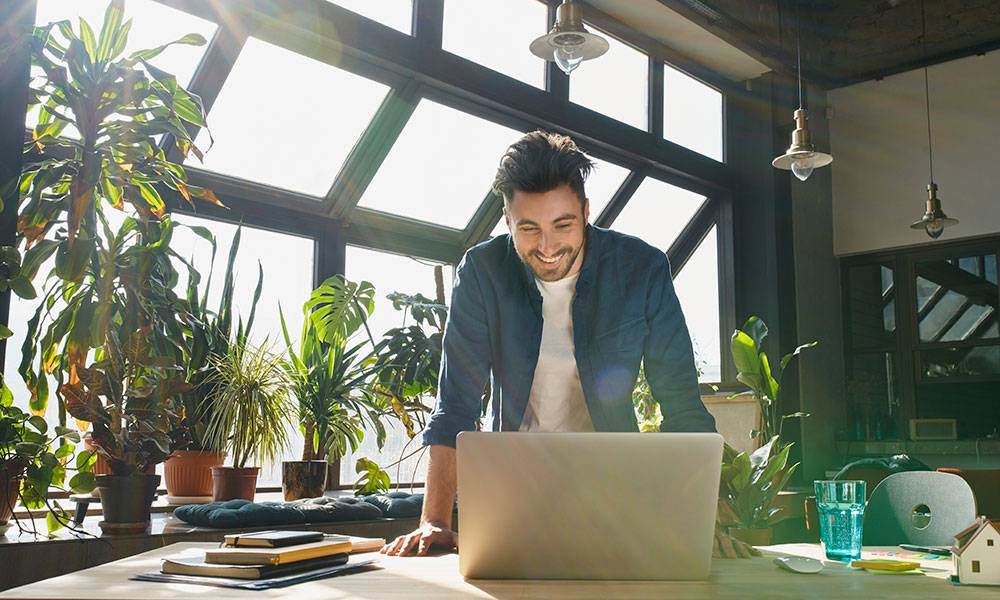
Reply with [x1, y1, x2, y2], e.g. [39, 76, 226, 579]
[199, 340, 293, 502]
[15, 2, 218, 533]
[365, 266, 449, 493]
[167, 225, 261, 501]
[279, 275, 387, 500]
[0, 396, 95, 536]
[718, 316, 815, 546]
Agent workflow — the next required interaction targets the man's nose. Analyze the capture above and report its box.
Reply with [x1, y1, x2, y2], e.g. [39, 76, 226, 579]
[538, 230, 559, 255]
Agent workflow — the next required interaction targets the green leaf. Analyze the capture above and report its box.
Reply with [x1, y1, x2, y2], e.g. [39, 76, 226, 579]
[780, 341, 818, 371]
[307, 276, 376, 344]
[9, 276, 37, 300]
[742, 316, 768, 349]
[78, 17, 98, 62]
[730, 331, 760, 379]
[69, 471, 97, 493]
[0, 324, 12, 340]
[95, 0, 125, 62]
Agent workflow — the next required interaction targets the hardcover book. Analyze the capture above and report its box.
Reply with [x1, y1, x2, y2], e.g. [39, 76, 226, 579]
[162, 553, 348, 579]
[206, 539, 353, 565]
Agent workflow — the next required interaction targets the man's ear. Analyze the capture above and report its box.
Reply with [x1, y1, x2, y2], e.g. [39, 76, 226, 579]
[584, 198, 590, 223]
[503, 206, 511, 230]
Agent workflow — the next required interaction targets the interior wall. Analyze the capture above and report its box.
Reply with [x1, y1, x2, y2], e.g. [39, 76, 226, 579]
[788, 86, 846, 481]
[829, 51, 1000, 256]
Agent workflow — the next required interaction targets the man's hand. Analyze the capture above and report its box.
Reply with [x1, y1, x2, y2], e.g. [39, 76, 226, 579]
[712, 527, 761, 559]
[380, 522, 458, 557]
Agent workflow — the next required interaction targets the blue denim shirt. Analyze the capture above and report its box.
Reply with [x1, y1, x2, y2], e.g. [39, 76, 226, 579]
[422, 225, 716, 448]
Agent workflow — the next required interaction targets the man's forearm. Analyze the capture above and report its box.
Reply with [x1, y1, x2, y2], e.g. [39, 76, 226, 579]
[420, 444, 457, 529]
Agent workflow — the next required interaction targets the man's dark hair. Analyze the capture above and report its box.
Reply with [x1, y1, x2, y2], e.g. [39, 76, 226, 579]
[492, 131, 593, 207]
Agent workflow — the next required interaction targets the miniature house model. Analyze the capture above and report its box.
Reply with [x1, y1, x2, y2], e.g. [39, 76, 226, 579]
[953, 516, 1000, 586]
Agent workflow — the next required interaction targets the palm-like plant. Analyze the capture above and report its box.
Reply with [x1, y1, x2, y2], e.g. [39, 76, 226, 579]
[199, 341, 292, 470]
[281, 275, 388, 464]
[180, 224, 262, 451]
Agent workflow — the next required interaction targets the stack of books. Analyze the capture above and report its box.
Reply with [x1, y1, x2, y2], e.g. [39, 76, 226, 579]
[135, 530, 384, 589]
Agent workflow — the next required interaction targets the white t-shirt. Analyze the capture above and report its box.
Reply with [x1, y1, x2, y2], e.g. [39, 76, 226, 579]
[520, 271, 594, 432]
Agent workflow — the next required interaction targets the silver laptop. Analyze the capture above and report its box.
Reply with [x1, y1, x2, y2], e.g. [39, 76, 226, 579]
[456, 432, 723, 580]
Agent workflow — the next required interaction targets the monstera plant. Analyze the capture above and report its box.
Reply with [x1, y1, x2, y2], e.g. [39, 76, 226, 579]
[14, 1, 218, 530]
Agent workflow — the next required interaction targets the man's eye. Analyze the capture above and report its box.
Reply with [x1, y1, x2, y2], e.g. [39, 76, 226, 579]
[556, 224, 571, 229]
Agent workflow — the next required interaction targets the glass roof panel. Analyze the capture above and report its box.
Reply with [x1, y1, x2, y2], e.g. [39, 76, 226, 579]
[443, 0, 547, 88]
[664, 63, 723, 161]
[358, 98, 522, 229]
[191, 37, 390, 197]
[673, 226, 720, 382]
[608, 176, 706, 253]
[325, 0, 412, 34]
[569, 27, 648, 131]
[490, 155, 631, 237]
[28, 0, 217, 135]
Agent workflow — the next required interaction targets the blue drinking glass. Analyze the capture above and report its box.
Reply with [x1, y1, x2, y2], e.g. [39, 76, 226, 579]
[814, 480, 866, 561]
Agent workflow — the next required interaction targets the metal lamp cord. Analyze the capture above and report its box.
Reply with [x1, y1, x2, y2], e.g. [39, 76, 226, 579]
[922, 0, 934, 183]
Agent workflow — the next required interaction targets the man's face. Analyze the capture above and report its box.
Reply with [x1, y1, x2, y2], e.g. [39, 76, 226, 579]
[505, 183, 589, 282]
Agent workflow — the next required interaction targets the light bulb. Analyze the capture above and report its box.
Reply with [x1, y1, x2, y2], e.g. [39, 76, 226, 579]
[925, 219, 944, 239]
[791, 158, 813, 181]
[554, 45, 583, 74]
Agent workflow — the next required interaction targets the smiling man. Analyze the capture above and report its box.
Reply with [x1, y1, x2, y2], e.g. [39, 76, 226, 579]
[381, 131, 722, 557]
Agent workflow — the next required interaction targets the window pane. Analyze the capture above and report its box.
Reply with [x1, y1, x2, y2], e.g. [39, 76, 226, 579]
[325, 0, 412, 35]
[569, 28, 647, 130]
[490, 156, 631, 237]
[848, 263, 896, 349]
[443, 0, 546, 88]
[915, 253, 999, 343]
[342, 246, 455, 486]
[192, 37, 390, 197]
[358, 99, 522, 229]
[608, 176, 706, 252]
[28, 0, 216, 134]
[673, 226, 720, 382]
[664, 63, 722, 161]
[169, 215, 316, 486]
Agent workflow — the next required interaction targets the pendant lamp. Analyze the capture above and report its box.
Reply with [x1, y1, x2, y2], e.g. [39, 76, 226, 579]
[909, 0, 958, 239]
[772, 23, 832, 181]
[529, 0, 609, 75]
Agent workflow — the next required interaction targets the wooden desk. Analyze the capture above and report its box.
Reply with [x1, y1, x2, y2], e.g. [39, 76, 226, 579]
[1, 542, 995, 599]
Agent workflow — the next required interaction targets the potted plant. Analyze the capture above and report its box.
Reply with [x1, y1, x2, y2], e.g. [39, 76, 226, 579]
[280, 276, 387, 500]
[719, 316, 815, 545]
[200, 340, 292, 502]
[0, 395, 95, 535]
[165, 225, 261, 502]
[16, 3, 217, 532]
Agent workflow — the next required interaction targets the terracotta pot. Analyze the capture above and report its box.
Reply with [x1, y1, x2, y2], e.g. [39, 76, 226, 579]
[82, 432, 112, 476]
[211, 466, 260, 502]
[325, 459, 341, 491]
[95, 473, 160, 534]
[282, 460, 328, 501]
[729, 527, 773, 547]
[164, 450, 225, 497]
[0, 458, 27, 526]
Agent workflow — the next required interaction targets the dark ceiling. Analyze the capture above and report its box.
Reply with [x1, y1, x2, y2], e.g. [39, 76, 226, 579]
[656, 0, 1000, 89]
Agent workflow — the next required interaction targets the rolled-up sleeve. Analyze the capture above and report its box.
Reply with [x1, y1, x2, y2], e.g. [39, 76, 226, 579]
[422, 252, 493, 448]
[643, 255, 716, 433]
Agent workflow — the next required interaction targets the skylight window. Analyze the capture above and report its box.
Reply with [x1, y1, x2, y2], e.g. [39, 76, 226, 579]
[325, 0, 413, 35]
[191, 37, 390, 197]
[608, 176, 706, 253]
[357, 98, 522, 229]
[443, 0, 548, 88]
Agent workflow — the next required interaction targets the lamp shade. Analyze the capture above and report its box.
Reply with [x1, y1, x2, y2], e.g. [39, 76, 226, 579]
[529, 0, 608, 74]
